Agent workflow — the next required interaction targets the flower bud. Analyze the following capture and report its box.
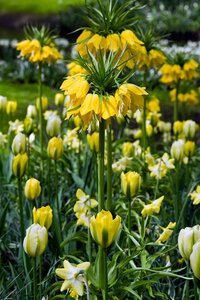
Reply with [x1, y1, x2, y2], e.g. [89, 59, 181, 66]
[73, 116, 82, 128]
[122, 142, 134, 157]
[90, 210, 121, 248]
[54, 93, 65, 106]
[24, 178, 41, 201]
[23, 224, 48, 257]
[46, 115, 61, 137]
[190, 241, 200, 279]
[146, 123, 153, 137]
[33, 205, 53, 230]
[183, 120, 196, 139]
[24, 117, 33, 135]
[170, 139, 185, 161]
[87, 132, 99, 152]
[47, 137, 64, 160]
[27, 105, 37, 118]
[12, 153, 28, 178]
[178, 225, 200, 260]
[6, 100, 17, 116]
[12, 133, 27, 155]
[173, 121, 183, 136]
[184, 141, 195, 157]
[0, 96, 7, 112]
[121, 171, 141, 197]
[36, 96, 48, 112]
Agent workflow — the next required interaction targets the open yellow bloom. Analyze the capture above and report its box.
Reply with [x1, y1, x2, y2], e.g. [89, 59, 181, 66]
[90, 210, 121, 248]
[141, 196, 164, 217]
[156, 222, 176, 244]
[190, 186, 200, 205]
[56, 260, 90, 295]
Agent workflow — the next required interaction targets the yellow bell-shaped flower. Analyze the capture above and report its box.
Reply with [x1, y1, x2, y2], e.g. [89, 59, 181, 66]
[87, 132, 99, 152]
[33, 205, 53, 230]
[90, 210, 121, 248]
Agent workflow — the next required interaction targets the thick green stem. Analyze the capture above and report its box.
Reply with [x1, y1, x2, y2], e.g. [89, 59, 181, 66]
[87, 227, 92, 263]
[194, 275, 198, 300]
[33, 257, 37, 300]
[18, 178, 25, 241]
[174, 163, 180, 223]
[142, 67, 148, 152]
[38, 62, 43, 174]
[174, 80, 180, 122]
[106, 123, 112, 210]
[185, 262, 190, 300]
[128, 195, 131, 254]
[98, 120, 105, 211]
[39, 256, 42, 300]
[99, 247, 108, 300]
[54, 161, 62, 242]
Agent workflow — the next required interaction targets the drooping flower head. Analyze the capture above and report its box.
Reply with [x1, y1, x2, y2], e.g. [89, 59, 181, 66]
[16, 26, 62, 63]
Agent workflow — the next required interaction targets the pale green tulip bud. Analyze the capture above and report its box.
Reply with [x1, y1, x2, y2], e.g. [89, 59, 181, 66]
[0, 96, 7, 112]
[170, 139, 185, 161]
[47, 137, 64, 160]
[12, 153, 28, 178]
[24, 117, 33, 135]
[46, 115, 61, 137]
[121, 171, 141, 197]
[178, 225, 200, 260]
[24, 178, 41, 201]
[12, 133, 27, 155]
[190, 241, 200, 279]
[183, 120, 196, 139]
[27, 105, 37, 118]
[23, 224, 48, 257]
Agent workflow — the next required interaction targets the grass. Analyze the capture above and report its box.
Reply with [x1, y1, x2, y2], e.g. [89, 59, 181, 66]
[0, 0, 85, 14]
[0, 80, 57, 132]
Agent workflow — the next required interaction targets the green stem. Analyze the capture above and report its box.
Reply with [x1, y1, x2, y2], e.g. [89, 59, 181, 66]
[38, 62, 43, 175]
[48, 158, 51, 203]
[174, 80, 180, 122]
[54, 161, 62, 241]
[33, 257, 37, 300]
[18, 178, 25, 241]
[106, 123, 112, 210]
[142, 67, 148, 152]
[99, 247, 108, 300]
[185, 262, 190, 300]
[128, 195, 131, 255]
[39, 256, 42, 300]
[194, 275, 198, 300]
[174, 164, 180, 223]
[98, 120, 105, 211]
[87, 226, 92, 263]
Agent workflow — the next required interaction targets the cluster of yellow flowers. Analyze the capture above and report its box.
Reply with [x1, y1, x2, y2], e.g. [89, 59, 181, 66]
[60, 74, 147, 123]
[170, 89, 198, 105]
[76, 29, 166, 70]
[16, 39, 62, 63]
[159, 59, 199, 85]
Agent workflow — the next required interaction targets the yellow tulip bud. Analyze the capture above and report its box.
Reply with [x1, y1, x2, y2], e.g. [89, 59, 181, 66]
[12, 133, 27, 155]
[47, 137, 64, 160]
[184, 140, 195, 157]
[12, 153, 28, 178]
[173, 121, 183, 135]
[178, 225, 200, 260]
[36, 96, 48, 112]
[24, 117, 33, 135]
[23, 224, 48, 257]
[24, 178, 41, 201]
[54, 93, 64, 106]
[6, 100, 17, 116]
[33, 205, 53, 230]
[146, 123, 153, 137]
[122, 142, 134, 157]
[87, 132, 99, 152]
[190, 241, 200, 279]
[121, 171, 141, 197]
[90, 210, 121, 248]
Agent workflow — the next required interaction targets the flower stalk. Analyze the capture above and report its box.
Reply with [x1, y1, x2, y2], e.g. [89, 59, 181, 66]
[106, 123, 112, 210]
[98, 120, 105, 211]
[38, 62, 44, 174]
[18, 177, 25, 241]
